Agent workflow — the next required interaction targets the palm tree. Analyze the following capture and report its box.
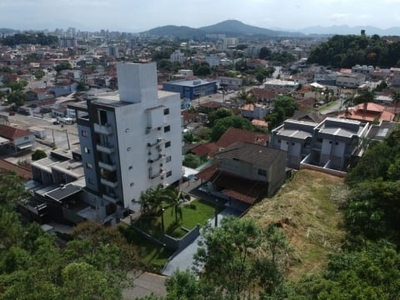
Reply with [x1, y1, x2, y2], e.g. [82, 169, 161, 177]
[164, 187, 190, 223]
[138, 184, 166, 214]
[392, 90, 400, 116]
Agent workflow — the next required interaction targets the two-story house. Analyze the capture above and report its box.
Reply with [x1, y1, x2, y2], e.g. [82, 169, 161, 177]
[270, 118, 371, 173]
[196, 142, 286, 210]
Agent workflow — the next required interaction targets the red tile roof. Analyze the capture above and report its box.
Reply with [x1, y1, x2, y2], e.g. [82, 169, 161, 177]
[339, 103, 395, 122]
[251, 119, 269, 127]
[0, 160, 31, 179]
[0, 125, 33, 140]
[190, 142, 219, 157]
[216, 128, 269, 149]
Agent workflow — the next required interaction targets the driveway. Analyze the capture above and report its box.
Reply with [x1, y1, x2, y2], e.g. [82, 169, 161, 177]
[123, 271, 167, 299]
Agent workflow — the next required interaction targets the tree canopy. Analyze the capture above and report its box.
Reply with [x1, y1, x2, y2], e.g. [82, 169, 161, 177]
[1, 33, 58, 46]
[307, 34, 400, 68]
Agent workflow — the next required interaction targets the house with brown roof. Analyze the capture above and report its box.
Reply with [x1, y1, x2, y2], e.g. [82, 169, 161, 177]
[195, 142, 286, 210]
[0, 124, 35, 153]
[240, 103, 270, 120]
[339, 102, 395, 123]
[216, 128, 269, 151]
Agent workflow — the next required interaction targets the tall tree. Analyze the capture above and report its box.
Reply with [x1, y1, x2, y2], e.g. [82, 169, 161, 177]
[353, 89, 375, 120]
[392, 90, 400, 116]
[193, 217, 293, 299]
[164, 187, 190, 223]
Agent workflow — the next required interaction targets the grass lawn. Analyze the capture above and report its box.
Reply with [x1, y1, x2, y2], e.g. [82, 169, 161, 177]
[137, 199, 218, 239]
[119, 223, 174, 273]
[245, 169, 347, 282]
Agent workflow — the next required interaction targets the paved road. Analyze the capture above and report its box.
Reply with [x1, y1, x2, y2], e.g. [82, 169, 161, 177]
[123, 271, 167, 299]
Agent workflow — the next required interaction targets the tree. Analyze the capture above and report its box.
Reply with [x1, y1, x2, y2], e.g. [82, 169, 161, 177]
[293, 245, 400, 300]
[259, 47, 272, 60]
[267, 96, 298, 130]
[54, 62, 72, 73]
[7, 91, 27, 107]
[164, 187, 190, 223]
[210, 116, 252, 141]
[0, 171, 27, 209]
[34, 70, 45, 80]
[392, 90, 400, 115]
[193, 217, 293, 299]
[32, 149, 47, 161]
[183, 153, 201, 169]
[208, 107, 233, 127]
[138, 184, 168, 214]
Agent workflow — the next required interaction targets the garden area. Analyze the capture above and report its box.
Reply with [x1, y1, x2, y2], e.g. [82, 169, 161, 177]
[135, 198, 219, 239]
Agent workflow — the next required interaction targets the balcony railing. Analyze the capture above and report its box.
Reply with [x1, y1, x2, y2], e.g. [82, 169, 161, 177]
[99, 160, 117, 171]
[103, 193, 118, 203]
[94, 123, 112, 135]
[96, 143, 115, 154]
[100, 177, 118, 188]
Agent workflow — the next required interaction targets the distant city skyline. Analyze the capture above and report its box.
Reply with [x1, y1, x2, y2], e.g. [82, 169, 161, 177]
[1, 0, 400, 32]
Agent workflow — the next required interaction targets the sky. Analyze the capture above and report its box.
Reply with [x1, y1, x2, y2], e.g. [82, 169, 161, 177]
[1, 0, 400, 32]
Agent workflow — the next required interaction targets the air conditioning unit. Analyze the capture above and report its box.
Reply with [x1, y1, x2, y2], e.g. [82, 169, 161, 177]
[157, 127, 161, 130]
[160, 176, 164, 180]
[157, 138, 162, 142]
[160, 163, 163, 167]
[147, 143, 151, 147]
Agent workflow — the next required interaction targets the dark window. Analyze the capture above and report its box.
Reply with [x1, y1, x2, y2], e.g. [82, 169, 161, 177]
[166, 171, 172, 177]
[164, 125, 170, 133]
[164, 108, 170, 115]
[258, 169, 267, 177]
[84, 147, 90, 153]
[165, 141, 171, 148]
[166, 156, 172, 162]
[81, 130, 88, 137]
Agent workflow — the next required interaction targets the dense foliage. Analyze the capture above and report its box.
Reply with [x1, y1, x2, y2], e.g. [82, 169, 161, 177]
[307, 34, 400, 68]
[0, 172, 139, 299]
[267, 95, 299, 130]
[1, 33, 58, 46]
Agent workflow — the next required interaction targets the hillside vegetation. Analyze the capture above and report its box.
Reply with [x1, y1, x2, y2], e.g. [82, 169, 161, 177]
[246, 169, 347, 281]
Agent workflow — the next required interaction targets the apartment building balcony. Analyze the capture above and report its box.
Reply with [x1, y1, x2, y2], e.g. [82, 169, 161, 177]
[94, 123, 113, 135]
[147, 138, 165, 148]
[96, 143, 115, 154]
[99, 160, 117, 172]
[100, 177, 118, 188]
[103, 193, 118, 204]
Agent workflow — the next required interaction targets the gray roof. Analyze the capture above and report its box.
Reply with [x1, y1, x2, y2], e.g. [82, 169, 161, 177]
[45, 184, 82, 202]
[215, 142, 284, 167]
[367, 121, 399, 141]
[164, 79, 216, 87]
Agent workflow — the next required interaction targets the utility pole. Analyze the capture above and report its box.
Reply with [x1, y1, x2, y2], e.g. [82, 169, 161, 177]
[65, 130, 70, 150]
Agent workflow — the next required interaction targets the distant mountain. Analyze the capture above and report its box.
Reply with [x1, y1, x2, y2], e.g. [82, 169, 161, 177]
[145, 20, 303, 38]
[0, 28, 18, 34]
[146, 25, 201, 38]
[300, 25, 400, 36]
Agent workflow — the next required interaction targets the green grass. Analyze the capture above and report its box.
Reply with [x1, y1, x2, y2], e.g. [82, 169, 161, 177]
[119, 224, 174, 273]
[137, 199, 218, 239]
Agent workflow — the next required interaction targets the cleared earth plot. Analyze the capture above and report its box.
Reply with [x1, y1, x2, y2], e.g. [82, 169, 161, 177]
[246, 169, 348, 281]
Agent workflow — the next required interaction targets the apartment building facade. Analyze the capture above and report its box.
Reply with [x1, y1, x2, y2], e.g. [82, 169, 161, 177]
[68, 62, 182, 216]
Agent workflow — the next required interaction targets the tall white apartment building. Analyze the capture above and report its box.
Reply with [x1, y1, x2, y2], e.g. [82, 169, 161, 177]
[68, 62, 183, 219]
[170, 50, 185, 64]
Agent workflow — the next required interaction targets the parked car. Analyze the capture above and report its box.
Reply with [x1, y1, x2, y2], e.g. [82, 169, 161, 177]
[53, 120, 60, 125]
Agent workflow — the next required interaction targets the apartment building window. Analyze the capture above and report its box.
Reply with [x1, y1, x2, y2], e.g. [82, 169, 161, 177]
[84, 147, 90, 154]
[163, 108, 170, 115]
[257, 169, 267, 177]
[24, 137, 29, 140]
[81, 130, 89, 137]
[166, 156, 172, 163]
[164, 125, 170, 133]
[165, 141, 171, 148]
[166, 171, 172, 177]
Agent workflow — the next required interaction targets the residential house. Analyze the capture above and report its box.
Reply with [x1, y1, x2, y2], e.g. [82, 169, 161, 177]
[216, 127, 269, 151]
[196, 142, 286, 211]
[270, 117, 371, 174]
[0, 124, 35, 153]
[352, 65, 374, 74]
[263, 79, 299, 91]
[336, 73, 366, 89]
[217, 76, 243, 91]
[49, 81, 78, 97]
[339, 102, 395, 123]
[240, 103, 269, 120]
